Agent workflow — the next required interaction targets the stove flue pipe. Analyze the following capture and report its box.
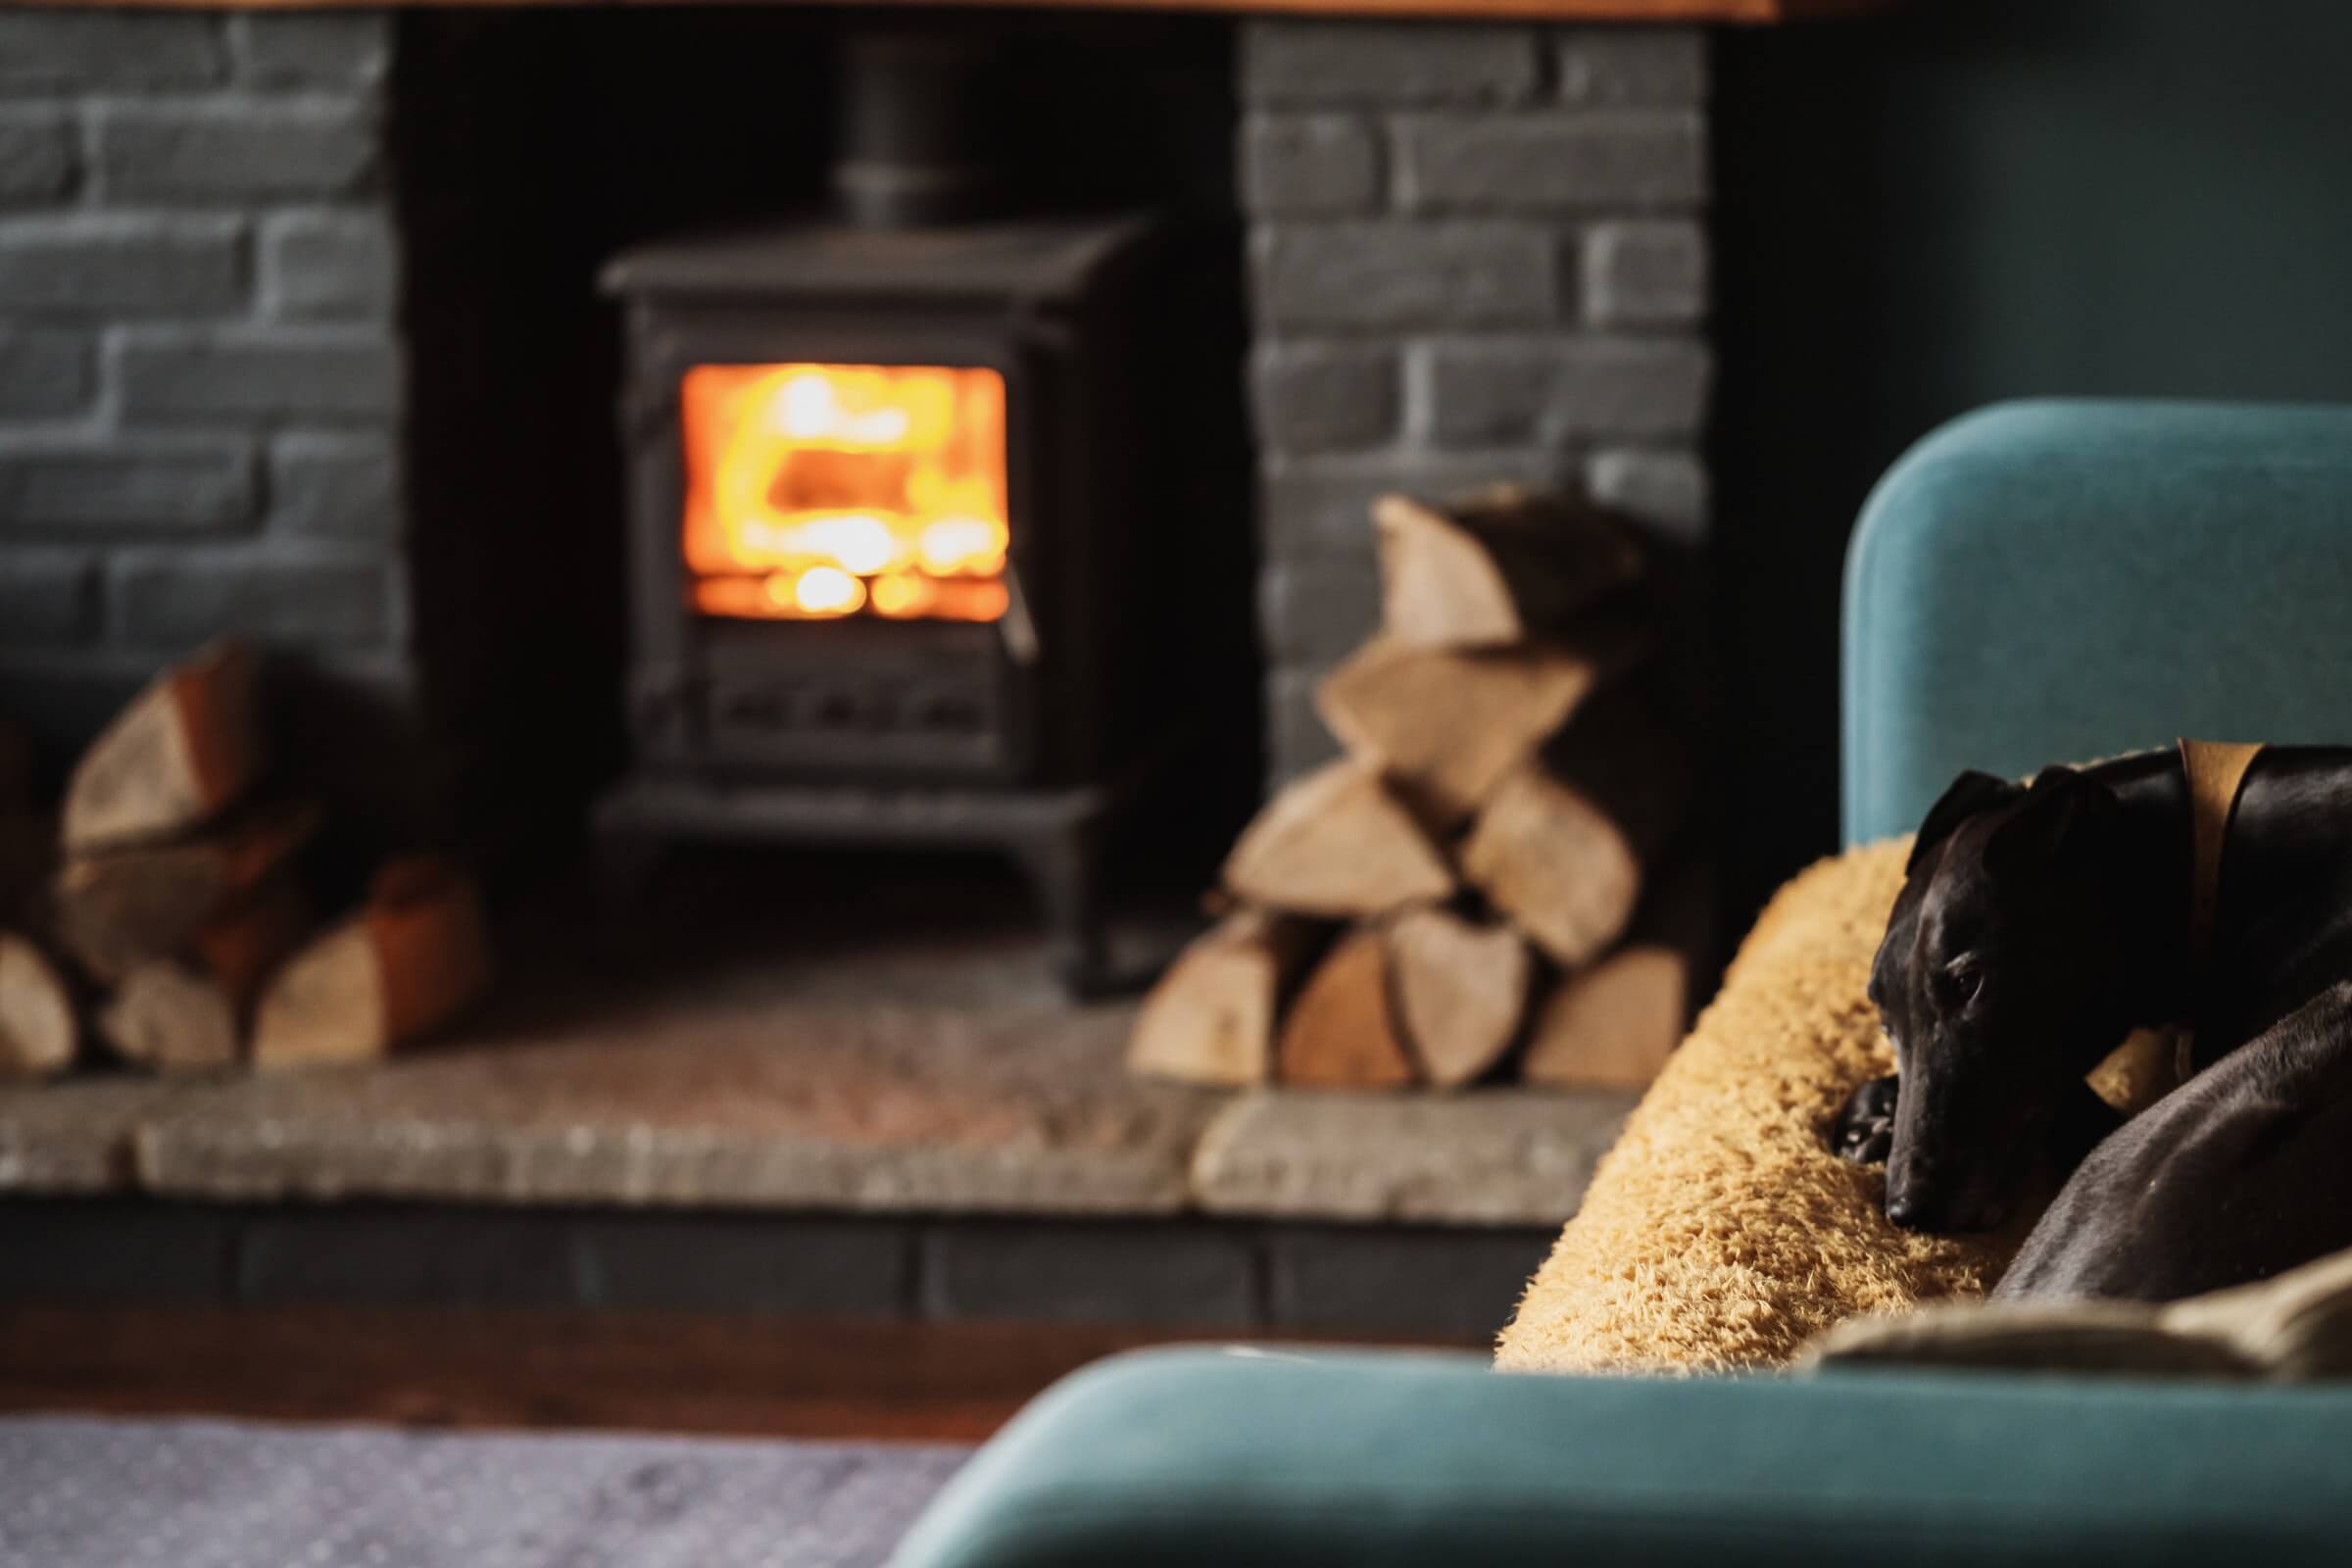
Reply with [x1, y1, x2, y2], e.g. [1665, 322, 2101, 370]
[832, 28, 1005, 228]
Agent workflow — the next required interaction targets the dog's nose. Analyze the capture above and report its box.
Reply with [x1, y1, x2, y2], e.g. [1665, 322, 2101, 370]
[1886, 1187, 1944, 1231]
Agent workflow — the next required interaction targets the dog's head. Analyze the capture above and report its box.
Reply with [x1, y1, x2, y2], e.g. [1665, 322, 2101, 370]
[1871, 765, 2139, 1232]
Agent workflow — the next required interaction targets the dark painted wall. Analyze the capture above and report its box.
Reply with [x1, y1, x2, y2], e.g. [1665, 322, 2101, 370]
[1711, 0, 2352, 922]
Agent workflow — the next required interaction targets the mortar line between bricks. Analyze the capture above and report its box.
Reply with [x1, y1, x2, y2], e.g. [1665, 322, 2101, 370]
[76, 89, 385, 113]
[887, 1221, 920, 1318]
[908, 1220, 944, 1320]
[220, 1208, 250, 1306]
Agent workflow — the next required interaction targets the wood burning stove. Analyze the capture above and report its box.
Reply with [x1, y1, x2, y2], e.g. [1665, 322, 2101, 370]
[595, 212, 1176, 994]
[587, 26, 1259, 995]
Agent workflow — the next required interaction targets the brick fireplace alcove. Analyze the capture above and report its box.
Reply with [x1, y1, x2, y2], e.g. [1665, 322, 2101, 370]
[0, 8, 1709, 786]
[0, 1, 1735, 1336]
[1239, 21, 1712, 780]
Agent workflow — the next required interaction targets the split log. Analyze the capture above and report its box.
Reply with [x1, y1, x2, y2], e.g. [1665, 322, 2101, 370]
[1222, 759, 1452, 918]
[1127, 910, 1322, 1088]
[1522, 851, 1710, 1090]
[190, 874, 311, 1009]
[52, 799, 319, 984]
[1373, 487, 1644, 650]
[99, 962, 238, 1074]
[99, 879, 311, 1075]
[62, 641, 262, 853]
[1459, 699, 1690, 967]
[1387, 906, 1531, 1090]
[1522, 947, 1691, 1091]
[1315, 616, 1650, 826]
[1275, 926, 1416, 1090]
[0, 933, 75, 1081]
[251, 858, 491, 1071]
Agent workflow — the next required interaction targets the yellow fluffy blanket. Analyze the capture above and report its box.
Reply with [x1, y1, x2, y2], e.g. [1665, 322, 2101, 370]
[1497, 839, 2030, 1374]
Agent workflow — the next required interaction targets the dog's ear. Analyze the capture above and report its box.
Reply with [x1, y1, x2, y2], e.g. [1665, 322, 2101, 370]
[1908, 769, 2022, 874]
[1984, 766, 2120, 874]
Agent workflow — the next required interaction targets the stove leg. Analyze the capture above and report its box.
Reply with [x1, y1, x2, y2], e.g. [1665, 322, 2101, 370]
[1015, 821, 1112, 999]
[594, 829, 666, 922]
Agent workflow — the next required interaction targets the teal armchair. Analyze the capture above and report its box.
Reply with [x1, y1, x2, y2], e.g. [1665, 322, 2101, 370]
[1843, 399, 2352, 843]
[891, 401, 2352, 1568]
[896, 1348, 2352, 1566]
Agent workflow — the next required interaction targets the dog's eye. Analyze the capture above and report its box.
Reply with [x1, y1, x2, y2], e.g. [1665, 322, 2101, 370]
[1947, 962, 1984, 1004]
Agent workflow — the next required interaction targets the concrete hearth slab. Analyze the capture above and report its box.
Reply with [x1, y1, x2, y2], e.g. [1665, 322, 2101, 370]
[0, 1036, 1635, 1226]
[1190, 1088, 1639, 1226]
[131, 997, 1218, 1215]
[0, 1076, 181, 1193]
[0, 864, 1642, 1225]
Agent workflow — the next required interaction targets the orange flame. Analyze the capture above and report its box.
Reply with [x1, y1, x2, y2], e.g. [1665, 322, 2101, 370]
[681, 363, 1008, 622]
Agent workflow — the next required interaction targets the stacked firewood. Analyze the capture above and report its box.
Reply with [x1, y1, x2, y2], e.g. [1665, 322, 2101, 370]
[1130, 486, 1699, 1094]
[0, 642, 492, 1083]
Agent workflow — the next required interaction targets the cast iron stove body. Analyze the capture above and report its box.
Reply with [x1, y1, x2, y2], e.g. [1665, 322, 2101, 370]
[596, 215, 1167, 992]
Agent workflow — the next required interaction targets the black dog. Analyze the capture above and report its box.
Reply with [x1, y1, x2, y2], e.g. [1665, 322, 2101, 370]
[1835, 748, 2352, 1300]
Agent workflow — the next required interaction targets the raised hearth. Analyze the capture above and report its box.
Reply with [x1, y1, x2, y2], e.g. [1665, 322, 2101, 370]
[0, 879, 1633, 1225]
[0, 871, 1632, 1335]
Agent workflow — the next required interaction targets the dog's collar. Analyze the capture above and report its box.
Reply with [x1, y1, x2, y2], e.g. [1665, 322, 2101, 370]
[2087, 741, 2263, 1114]
[2178, 737, 2265, 1067]
[2179, 738, 2264, 977]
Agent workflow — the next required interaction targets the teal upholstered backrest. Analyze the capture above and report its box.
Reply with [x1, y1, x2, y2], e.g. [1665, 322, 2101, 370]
[1841, 399, 2352, 846]
[894, 1348, 2352, 1568]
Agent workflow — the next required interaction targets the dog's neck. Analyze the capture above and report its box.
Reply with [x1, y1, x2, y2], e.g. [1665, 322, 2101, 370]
[2092, 744, 2352, 1048]
[2170, 744, 2352, 1052]
[2096, 752, 2201, 1030]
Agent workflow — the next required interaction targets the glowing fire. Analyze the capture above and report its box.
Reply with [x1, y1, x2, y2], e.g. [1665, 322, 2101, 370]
[680, 363, 1010, 622]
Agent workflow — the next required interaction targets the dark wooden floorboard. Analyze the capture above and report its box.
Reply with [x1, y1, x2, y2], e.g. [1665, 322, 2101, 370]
[0, 1306, 1479, 1443]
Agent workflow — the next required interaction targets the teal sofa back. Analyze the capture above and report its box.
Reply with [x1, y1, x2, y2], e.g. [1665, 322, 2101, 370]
[1841, 399, 2352, 844]
[895, 1348, 2352, 1567]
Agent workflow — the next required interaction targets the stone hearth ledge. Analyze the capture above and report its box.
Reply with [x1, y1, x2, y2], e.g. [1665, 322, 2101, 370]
[125, 1003, 1215, 1215]
[0, 1078, 184, 1194]
[0, 1004, 1635, 1226]
[1191, 1089, 1635, 1225]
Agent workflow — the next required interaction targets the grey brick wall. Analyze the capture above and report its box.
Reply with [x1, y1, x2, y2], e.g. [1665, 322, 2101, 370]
[0, 8, 403, 741]
[1242, 21, 1712, 782]
[0, 7, 1703, 788]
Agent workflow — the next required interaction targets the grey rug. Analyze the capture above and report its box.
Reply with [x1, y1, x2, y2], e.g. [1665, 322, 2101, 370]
[0, 1415, 969, 1568]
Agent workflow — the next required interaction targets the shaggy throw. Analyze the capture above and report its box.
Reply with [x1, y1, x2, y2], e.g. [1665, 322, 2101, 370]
[1496, 840, 2028, 1374]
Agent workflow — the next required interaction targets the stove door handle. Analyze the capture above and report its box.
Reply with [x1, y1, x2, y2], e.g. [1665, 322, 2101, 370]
[999, 562, 1041, 667]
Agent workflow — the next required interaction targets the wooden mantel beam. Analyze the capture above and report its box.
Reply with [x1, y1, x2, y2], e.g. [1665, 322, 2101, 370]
[34, 0, 1886, 24]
